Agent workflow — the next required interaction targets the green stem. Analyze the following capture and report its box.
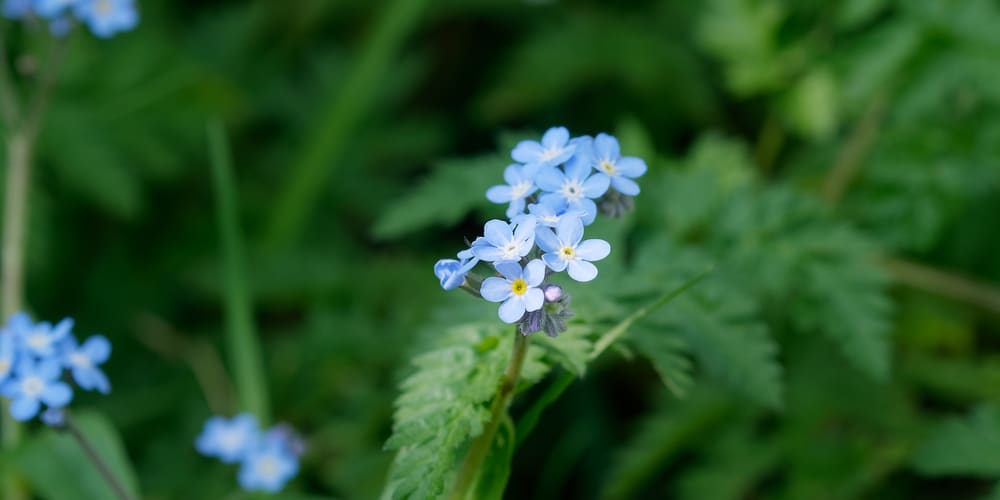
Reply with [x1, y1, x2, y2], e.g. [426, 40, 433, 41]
[63, 413, 135, 500]
[449, 330, 528, 500]
[207, 119, 270, 422]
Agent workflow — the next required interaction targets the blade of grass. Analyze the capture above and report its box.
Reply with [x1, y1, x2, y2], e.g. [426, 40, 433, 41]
[263, 0, 429, 251]
[207, 119, 270, 422]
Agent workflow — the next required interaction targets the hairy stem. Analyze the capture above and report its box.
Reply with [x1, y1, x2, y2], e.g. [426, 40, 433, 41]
[449, 330, 528, 499]
[64, 413, 136, 500]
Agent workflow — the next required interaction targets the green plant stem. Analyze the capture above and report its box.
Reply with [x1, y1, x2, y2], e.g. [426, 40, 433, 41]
[63, 413, 136, 500]
[821, 91, 888, 204]
[449, 330, 528, 500]
[208, 119, 270, 422]
[883, 257, 1000, 316]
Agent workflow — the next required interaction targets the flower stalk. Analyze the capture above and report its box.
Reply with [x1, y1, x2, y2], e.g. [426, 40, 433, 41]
[63, 412, 136, 500]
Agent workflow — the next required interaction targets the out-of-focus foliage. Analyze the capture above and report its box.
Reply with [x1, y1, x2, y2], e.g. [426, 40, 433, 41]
[1, 0, 998, 498]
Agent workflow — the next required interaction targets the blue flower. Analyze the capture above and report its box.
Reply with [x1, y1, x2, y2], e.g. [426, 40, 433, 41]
[1, 357, 73, 421]
[591, 133, 647, 196]
[481, 260, 546, 323]
[60, 334, 111, 394]
[536, 215, 610, 282]
[49, 16, 73, 37]
[434, 251, 478, 291]
[12, 314, 72, 359]
[525, 200, 584, 228]
[2, 0, 33, 18]
[511, 126, 575, 170]
[74, 0, 137, 38]
[0, 332, 17, 384]
[196, 413, 260, 464]
[471, 216, 537, 262]
[486, 164, 538, 218]
[34, 0, 75, 18]
[535, 139, 610, 225]
[41, 407, 66, 427]
[238, 443, 299, 493]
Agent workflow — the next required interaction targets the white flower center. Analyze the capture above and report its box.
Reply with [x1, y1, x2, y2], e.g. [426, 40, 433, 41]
[218, 429, 245, 452]
[541, 214, 559, 225]
[255, 455, 281, 480]
[561, 180, 585, 201]
[96, 0, 112, 14]
[539, 147, 564, 162]
[26, 333, 50, 350]
[21, 376, 45, 397]
[510, 181, 532, 199]
[598, 159, 617, 175]
[559, 246, 576, 261]
[70, 352, 92, 369]
[501, 242, 520, 260]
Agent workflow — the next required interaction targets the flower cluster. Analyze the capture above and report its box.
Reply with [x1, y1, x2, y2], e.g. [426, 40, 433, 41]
[0, 312, 111, 421]
[435, 127, 647, 336]
[2, 0, 138, 38]
[196, 413, 302, 493]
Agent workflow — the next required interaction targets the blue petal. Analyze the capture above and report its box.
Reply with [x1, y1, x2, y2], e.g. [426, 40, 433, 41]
[41, 381, 72, 407]
[10, 397, 39, 421]
[572, 199, 598, 225]
[576, 239, 611, 261]
[481, 277, 513, 302]
[542, 253, 568, 272]
[494, 261, 523, 281]
[512, 216, 536, 246]
[473, 246, 505, 262]
[483, 219, 513, 247]
[523, 259, 546, 287]
[611, 176, 640, 196]
[523, 288, 544, 312]
[582, 173, 611, 198]
[567, 260, 599, 282]
[50, 317, 73, 341]
[542, 127, 570, 149]
[486, 185, 512, 203]
[556, 214, 584, 246]
[37, 359, 62, 381]
[539, 192, 568, 211]
[502, 164, 520, 185]
[594, 133, 620, 161]
[498, 297, 526, 323]
[617, 157, 648, 178]
[505, 198, 526, 219]
[534, 227, 561, 253]
[512, 141, 543, 163]
[564, 151, 592, 182]
[534, 166, 565, 192]
[435, 259, 460, 282]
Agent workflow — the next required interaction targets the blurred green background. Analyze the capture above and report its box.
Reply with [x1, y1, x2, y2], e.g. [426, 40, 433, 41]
[4, 0, 1000, 498]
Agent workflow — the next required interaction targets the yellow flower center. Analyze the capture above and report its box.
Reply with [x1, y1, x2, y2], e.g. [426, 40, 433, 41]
[96, 0, 112, 14]
[599, 160, 617, 175]
[510, 278, 528, 296]
[0, 360, 9, 376]
[560, 246, 576, 260]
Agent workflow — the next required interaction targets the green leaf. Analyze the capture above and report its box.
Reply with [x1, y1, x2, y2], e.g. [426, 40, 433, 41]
[630, 325, 694, 398]
[16, 411, 141, 500]
[469, 414, 515, 500]
[532, 324, 594, 377]
[913, 405, 1000, 477]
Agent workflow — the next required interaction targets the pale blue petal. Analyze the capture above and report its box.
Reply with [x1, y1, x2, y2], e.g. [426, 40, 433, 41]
[556, 215, 584, 246]
[1, 380, 20, 398]
[576, 239, 611, 261]
[513, 215, 536, 244]
[523, 259, 546, 286]
[494, 261, 523, 281]
[10, 397, 39, 421]
[582, 173, 611, 198]
[542, 253, 568, 272]
[573, 198, 598, 225]
[534, 166, 565, 192]
[473, 246, 505, 262]
[594, 133, 620, 161]
[50, 318, 73, 340]
[498, 297, 526, 323]
[542, 127, 570, 149]
[617, 157, 647, 177]
[481, 278, 512, 302]
[534, 227, 561, 252]
[564, 152, 592, 182]
[37, 359, 62, 381]
[567, 260, 599, 282]
[505, 198, 526, 219]
[502, 164, 520, 185]
[41, 382, 72, 407]
[523, 288, 544, 312]
[486, 185, 513, 203]
[435, 259, 460, 282]
[512, 141, 543, 163]
[611, 176, 640, 196]
[90, 369, 111, 394]
[539, 192, 568, 210]
[483, 219, 512, 247]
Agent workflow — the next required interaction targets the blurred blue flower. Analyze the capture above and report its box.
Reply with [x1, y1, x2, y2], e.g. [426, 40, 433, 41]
[471, 216, 537, 262]
[2, 0, 33, 18]
[74, 0, 137, 38]
[591, 133, 647, 196]
[525, 200, 584, 228]
[12, 314, 72, 359]
[1, 357, 73, 421]
[486, 164, 537, 218]
[35, 0, 75, 18]
[535, 139, 610, 225]
[480, 259, 546, 323]
[49, 16, 73, 37]
[196, 413, 260, 464]
[40, 407, 65, 427]
[61, 334, 111, 394]
[0, 332, 17, 384]
[536, 215, 610, 282]
[434, 251, 478, 291]
[511, 126, 575, 171]
[238, 443, 299, 493]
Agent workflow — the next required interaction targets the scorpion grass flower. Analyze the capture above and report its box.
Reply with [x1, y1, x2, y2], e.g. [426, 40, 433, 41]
[34, 0, 75, 17]
[238, 443, 299, 493]
[74, 0, 137, 38]
[1, 357, 73, 421]
[536, 140, 610, 225]
[486, 164, 538, 218]
[60, 334, 111, 394]
[2, 0, 33, 18]
[591, 133, 647, 196]
[536, 214, 610, 282]
[196, 414, 260, 464]
[434, 253, 479, 291]
[0, 333, 16, 384]
[13, 314, 72, 359]
[511, 126, 575, 171]
[481, 260, 546, 323]
[471, 216, 537, 263]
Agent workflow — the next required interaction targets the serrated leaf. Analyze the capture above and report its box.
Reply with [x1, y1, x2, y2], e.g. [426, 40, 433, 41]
[913, 405, 1000, 477]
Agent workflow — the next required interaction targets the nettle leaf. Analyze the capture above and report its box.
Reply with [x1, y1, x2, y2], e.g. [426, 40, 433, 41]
[373, 154, 503, 240]
[630, 324, 694, 398]
[913, 405, 1000, 477]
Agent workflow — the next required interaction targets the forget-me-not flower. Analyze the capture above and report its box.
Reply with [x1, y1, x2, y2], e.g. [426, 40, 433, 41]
[60, 334, 111, 394]
[524, 200, 585, 228]
[13, 314, 72, 359]
[511, 126, 575, 171]
[196, 413, 260, 464]
[486, 164, 538, 218]
[34, 0, 75, 17]
[1, 357, 73, 421]
[434, 252, 478, 291]
[2, 0, 33, 18]
[238, 444, 299, 493]
[471, 216, 537, 262]
[591, 133, 647, 196]
[74, 0, 137, 38]
[536, 215, 610, 282]
[0, 333, 17, 384]
[535, 140, 610, 225]
[481, 260, 546, 323]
